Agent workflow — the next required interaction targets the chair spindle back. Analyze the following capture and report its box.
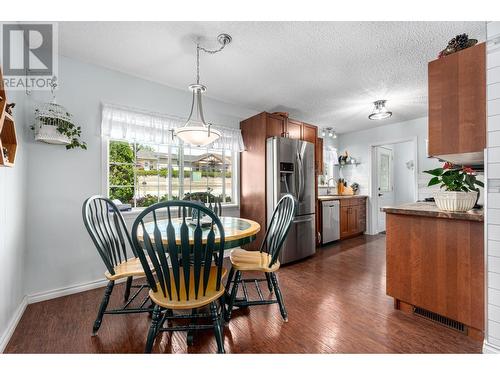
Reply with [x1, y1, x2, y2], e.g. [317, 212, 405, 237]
[131, 201, 225, 301]
[260, 194, 297, 267]
[182, 192, 222, 217]
[82, 196, 135, 276]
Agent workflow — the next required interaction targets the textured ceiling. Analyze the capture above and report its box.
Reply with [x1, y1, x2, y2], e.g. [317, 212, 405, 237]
[58, 21, 486, 133]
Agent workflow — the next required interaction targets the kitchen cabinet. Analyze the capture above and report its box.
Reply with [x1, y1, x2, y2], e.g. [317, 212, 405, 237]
[316, 137, 324, 175]
[240, 112, 320, 249]
[266, 113, 286, 138]
[339, 197, 367, 239]
[301, 123, 317, 144]
[428, 42, 486, 164]
[286, 119, 302, 139]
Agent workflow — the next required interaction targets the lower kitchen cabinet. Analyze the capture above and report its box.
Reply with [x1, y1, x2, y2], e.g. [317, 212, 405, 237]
[339, 197, 367, 240]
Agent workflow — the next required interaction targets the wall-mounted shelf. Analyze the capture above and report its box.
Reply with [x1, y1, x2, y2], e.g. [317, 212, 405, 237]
[336, 162, 361, 168]
[0, 66, 18, 167]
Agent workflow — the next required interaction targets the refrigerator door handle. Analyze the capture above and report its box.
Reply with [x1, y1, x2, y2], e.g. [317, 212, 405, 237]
[293, 216, 313, 223]
[294, 151, 301, 201]
[296, 150, 305, 202]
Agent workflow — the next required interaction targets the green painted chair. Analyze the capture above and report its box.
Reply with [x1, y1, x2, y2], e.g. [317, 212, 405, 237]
[225, 194, 297, 322]
[82, 196, 154, 336]
[182, 191, 222, 217]
[131, 200, 227, 354]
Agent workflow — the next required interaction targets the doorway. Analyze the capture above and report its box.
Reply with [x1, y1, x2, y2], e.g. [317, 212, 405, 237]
[371, 139, 418, 234]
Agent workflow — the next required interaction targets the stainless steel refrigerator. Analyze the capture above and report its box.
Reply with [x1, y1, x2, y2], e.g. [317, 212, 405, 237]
[266, 137, 316, 264]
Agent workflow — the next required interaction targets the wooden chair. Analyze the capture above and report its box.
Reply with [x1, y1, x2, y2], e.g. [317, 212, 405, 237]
[182, 191, 222, 217]
[225, 194, 296, 322]
[131, 200, 227, 353]
[82, 196, 154, 336]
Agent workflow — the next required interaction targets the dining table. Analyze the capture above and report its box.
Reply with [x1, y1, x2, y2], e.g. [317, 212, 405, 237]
[140, 216, 261, 250]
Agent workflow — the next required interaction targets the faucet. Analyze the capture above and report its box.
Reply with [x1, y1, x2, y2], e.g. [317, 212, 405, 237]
[326, 178, 336, 195]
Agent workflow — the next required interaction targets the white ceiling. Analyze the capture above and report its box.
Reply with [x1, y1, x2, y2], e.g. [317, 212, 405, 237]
[58, 21, 486, 133]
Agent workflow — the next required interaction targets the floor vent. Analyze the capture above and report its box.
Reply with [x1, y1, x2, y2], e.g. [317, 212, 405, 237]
[413, 306, 466, 333]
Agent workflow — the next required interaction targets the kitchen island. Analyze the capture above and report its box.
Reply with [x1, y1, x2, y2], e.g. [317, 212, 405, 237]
[382, 202, 484, 340]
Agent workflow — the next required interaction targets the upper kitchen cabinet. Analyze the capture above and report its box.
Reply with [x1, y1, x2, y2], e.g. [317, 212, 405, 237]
[428, 42, 486, 164]
[316, 137, 324, 175]
[302, 123, 317, 144]
[266, 113, 287, 138]
[286, 119, 303, 139]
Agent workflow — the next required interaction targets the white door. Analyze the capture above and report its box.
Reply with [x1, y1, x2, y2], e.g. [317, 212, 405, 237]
[376, 146, 394, 233]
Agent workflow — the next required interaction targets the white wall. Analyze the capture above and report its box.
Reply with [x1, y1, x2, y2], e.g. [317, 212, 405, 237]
[335, 117, 441, 234]
[23, 56, 257, 297]
[392, 141, 416, 205]
[337, 117, 441, 200]
[485, 20, 500, 354]
[0, 89, 28, 351]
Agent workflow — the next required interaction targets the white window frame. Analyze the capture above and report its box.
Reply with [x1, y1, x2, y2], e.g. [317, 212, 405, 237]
[101, 138, 239, 213]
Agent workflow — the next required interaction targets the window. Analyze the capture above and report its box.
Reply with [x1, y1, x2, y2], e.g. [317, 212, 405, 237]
[107, 140, 236, 208]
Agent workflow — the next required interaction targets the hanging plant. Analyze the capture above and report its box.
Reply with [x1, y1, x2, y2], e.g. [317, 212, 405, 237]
[35, 114, 87, 150]
[30, 77, 87, 150]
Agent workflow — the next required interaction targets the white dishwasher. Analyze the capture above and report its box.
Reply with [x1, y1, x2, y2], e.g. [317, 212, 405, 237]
[321, 200, 340, 244]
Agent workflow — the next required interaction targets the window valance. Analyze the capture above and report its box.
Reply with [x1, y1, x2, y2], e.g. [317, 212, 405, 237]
[101, 103, 245, 152]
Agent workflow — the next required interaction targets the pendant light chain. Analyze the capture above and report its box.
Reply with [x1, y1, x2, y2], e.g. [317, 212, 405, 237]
[196, 37, 230, 84]
[196, 43, 200, 85]
[174, 34, 231, 146]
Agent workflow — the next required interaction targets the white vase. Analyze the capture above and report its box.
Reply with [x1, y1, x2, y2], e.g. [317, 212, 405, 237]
[433, 191, 477, 212]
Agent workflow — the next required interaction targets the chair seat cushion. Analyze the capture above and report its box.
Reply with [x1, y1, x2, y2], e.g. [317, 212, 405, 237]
[104, 257, 154, 281]
[229, 248, 280, 272]
[149, 266, 227, 309]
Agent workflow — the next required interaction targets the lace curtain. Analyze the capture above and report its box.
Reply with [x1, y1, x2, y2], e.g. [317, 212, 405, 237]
[101, 103, 245, 152]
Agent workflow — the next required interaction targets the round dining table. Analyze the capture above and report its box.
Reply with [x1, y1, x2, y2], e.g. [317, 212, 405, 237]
[140, 216, 261, 250]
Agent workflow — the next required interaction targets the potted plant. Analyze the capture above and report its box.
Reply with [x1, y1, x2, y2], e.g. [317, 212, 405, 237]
[424, 162, 483, 212]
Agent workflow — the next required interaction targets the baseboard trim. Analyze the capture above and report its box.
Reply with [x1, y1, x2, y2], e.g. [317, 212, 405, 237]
[27, 277, 120, 304]
[483, 341, 500, 354]
[0, 296, 28, 353]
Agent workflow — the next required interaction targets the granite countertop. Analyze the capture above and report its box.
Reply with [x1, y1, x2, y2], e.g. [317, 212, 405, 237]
[381, 202, 484, 222]
[318, 195, 368, 201]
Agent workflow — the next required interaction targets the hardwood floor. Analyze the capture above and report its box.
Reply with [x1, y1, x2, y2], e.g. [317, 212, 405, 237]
[5, 234, 482, 353]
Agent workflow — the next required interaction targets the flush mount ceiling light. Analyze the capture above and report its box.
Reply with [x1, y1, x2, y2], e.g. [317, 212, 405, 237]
[321, 127, 337, 139]
[368, 100, 392, 120]
[174, 34, 232, 146]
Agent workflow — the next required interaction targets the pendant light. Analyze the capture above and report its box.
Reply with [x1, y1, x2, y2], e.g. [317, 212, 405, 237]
[368, 100, 392, 120]
[174, 34, 232, 146]
[321, 127, 337, 139]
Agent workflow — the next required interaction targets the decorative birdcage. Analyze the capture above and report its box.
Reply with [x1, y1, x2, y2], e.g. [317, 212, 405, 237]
[33, 101, 74, 145]
[32, 77, 86, 150]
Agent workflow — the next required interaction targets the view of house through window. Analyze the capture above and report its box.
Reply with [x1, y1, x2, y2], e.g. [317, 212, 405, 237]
[108, 140, 235, 208]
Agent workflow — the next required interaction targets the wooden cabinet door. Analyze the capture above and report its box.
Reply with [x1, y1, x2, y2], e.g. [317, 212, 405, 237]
[340, 206, 350, 238]
[348, 207, 358, 235]
[316, 137, 324, 175]
[266, 114, 285, 138]
[357, 204, 366, 233]
[301, 123, 317, 144]
[428, 42, 486, 156]
[286, 119, 302, 139]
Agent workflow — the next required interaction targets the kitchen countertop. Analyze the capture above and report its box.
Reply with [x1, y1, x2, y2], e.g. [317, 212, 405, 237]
[318, 195, 368, 201]
[381, 202, 484, 222]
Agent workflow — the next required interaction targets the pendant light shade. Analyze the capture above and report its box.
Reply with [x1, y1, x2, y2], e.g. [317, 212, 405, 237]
[174, 34, 231, 147]
[174, 84, 221, 146]
[369, 100, 392, 120]
[321, 127, 337, 139]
